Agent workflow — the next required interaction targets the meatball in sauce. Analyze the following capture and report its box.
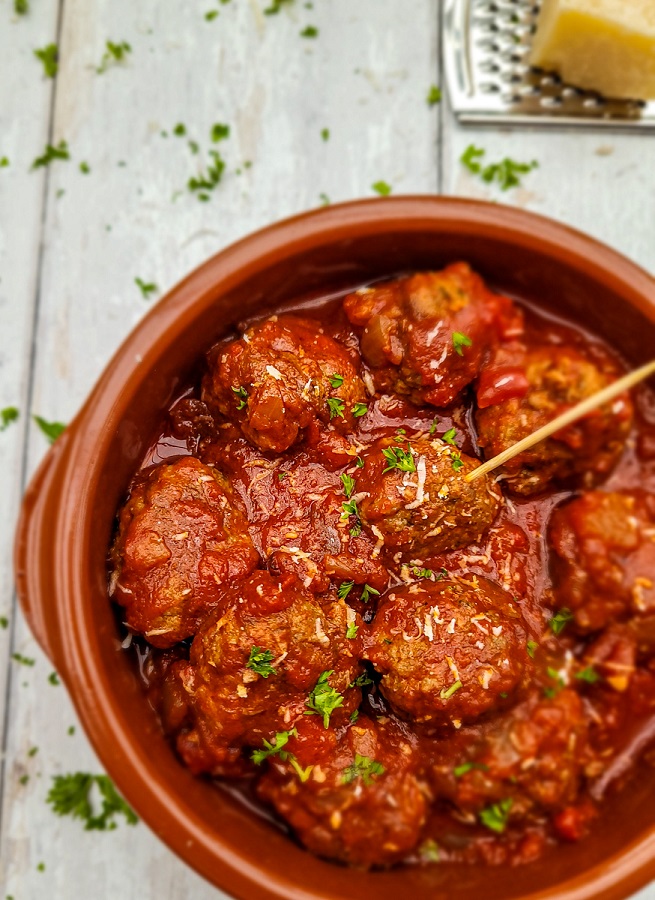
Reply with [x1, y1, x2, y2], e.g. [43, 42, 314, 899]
[110, 261, 655, 870]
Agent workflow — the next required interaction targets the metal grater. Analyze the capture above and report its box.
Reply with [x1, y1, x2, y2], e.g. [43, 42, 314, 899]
[443, 0, 655, 129]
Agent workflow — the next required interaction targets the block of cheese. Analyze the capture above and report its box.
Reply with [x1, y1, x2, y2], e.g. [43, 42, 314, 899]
[530, 0, 655, 100]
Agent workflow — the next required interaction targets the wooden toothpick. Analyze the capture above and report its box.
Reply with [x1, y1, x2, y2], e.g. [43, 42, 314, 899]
[465, 359, 655, 484]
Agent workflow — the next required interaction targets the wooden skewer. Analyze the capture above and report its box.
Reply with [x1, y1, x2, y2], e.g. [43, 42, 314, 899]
[465, 359, 655, 484]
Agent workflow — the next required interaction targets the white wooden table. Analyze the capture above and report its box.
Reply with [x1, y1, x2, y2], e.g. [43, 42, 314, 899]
[1, 1, 654, 897]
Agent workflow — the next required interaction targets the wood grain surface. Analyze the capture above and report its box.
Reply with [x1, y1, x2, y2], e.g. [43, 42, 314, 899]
[0, 1, 653, 897]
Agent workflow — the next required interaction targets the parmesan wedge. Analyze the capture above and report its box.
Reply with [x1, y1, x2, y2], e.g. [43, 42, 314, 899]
[530, 0, 655, 100]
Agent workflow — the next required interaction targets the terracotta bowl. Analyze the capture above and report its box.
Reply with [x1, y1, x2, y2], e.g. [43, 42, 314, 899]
[14, 198, 655, 900]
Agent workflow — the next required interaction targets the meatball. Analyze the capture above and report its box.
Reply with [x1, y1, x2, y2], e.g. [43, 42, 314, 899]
[256, 716, 428, 867]
[355, 435, 501, 561]
[475, 343, 633, 496]
[549, 491, 655, 632]
[343, 263, 522, 407]
[202, 315, 367, 453]
[109, 457, 259, 648]
[431, 689, 590, 830]
[173, 572, 363, 774]
[367, 578, 528, 727]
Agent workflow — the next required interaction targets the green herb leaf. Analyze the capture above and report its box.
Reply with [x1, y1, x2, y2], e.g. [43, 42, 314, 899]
[526, 640, 538, 659]
[454, 761, 489, 778]
[305, 670, 344, 728]
[48, 672, 60, 686]
[300, 25, 318, 37]
[460, 144, 538, 190]
[349, 709, 359, 723]
[419, 839, 440, 862]
[47, 772, 138, 830]
[327, 397, 345, 419]
[452, 331, 473, 356]
[79, 161, 90, 174]
[429, 417, 439, 435]
[381, 444, 415, 473]
[346, 621, 358, 639]
[441, 427, 457, 446]
[329, 373, 344, 388]
[355, 455, 364, 468]
[544, 666, 565, 699]
[451, 454, 464, 473]
[188, 149, 226, 198]
[479, 798, 513, 833]
[288, 757, 313, 782]
[337, 580, 354, 601]
[134, 277, 158, 299]
[252, 729, 295, 765]
[461, 144, 485, 175]
[246, 646, 277, 678]
[97, 40, 132, 74]
[372, 180, 392, 197]
[263, 0, 293, 14]
[0, 616, 8, 629]
[352, 402, 367, 418]
[231, 385, 248, 410]
[575, 666, 600, 684]
[411, 566, 435, 580]
[15, 0, 29, 14]
[350, 672, 373, 689]
[31, 140, 70, 169]
[426, 84, 442, 105]
[549, 608, 573, 636]
[319, 192, 330, 206]
[173, 123, 186, 136]
[440, 680, 463, 700]
[33, 415, 66, 444]
[34, 43, 58, 78]
[205, 9, 219, 19]
[360, 584, 380, 603]
[211, 122, 230, 142]
[341, 497, 359, 519]
[342, 754, 385, 786]
[320, 127, 330, 141]
[0, 156, 9, 167]
[1, 407, 19, 431]
[12, 652, 35, 667]
[341, 473, 355, 498]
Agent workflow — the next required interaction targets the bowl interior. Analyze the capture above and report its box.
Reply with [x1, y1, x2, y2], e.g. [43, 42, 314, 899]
[72, 205, 655, 900]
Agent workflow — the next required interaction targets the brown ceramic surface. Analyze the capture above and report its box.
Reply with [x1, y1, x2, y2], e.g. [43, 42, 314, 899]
[14, 197, 655, 900]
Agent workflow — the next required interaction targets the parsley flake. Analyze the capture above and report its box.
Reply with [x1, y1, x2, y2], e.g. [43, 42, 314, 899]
[440, 680, 463, 700]
[134, 277, 158, 299]
[0, 156, 9, 167]
[12, 653, 35, 667]
[429, 417, 439, 435]
[1, 407, 19, 431]
[264, 0, 293, 14]
[34, 43, 58, 78]
[451, 454, 464, 473]
[479, 798, 513, 833]
[441, 427, 458, 446]
[342, 754, 385, 786]
[382, 444, 415, 473]
[427, 84, 442, 105]
[15, 0, 29, 13]
[47, 772, 138, 830]
[341, 473, 355, 498]
[188, 149, 226, 199]
[252, 729, 295, 765]
[211, 123, 230, 142]
[526, 640, 538, 659]
[575, 666, 600, 684]
[320, 127, 330, 141]
[205, 9, 219, 20]
[246, 646, 277, 678]
[372, 180, 392, 196]
[79, 161, 90, 174]
[341, 497, 359, 520]
[352, 402, 367, 418]
[549, 608, 573, 636]
[360, 584, 380, 603]
[0, 616, 8, 629]
[48, 672, 60, 686]
[327, 397, 345, 419]
[355, 455, 364, 468]
[31, 140, 70, 170]
[338, 581, 354, 601]
[305, 670, 344, 727]
[544, 666, 565, 699]
[452, 331, 472, 356]
[454, 761, 488, 778]
[33, 415, 66, 444]
[329, 373, 344, 388]
[97, 40, 132, 74]
[173, 123, 186, 136]
[319, 192, 330, 206]
[346, 621, 358, 639]
[460, 144, 538, 190]
[300, 25, 318, 37]
[232, 385, 248, 410]
[350, 672, 373, 689]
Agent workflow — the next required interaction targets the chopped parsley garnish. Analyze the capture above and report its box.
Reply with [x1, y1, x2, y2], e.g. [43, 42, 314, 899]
[319, 192, 330, 206]
[205, 9, 219, 20]
[300, 25, 318, 37]
[337, 580, 354, 601]
[79, 161, 90, 174]
[544, 666, 565, 699]
[419, 839, 440, 862]
[526, 640, 538, 659]
[264, 0, 293, 14]
[342, 754, 385, 786]
[48, 672, 60, 686]
[327, 397, 345, 419]
[231, 385, 248, 410]
[382, 444, 415, 473]
[350, 671, 374, 688]
[47, 772, 138, 830]
[134, 277, 158, 299]
[346, 621, 359, 639]
[349, 520, 362, 537]
[97, 40, 132, 74]
[188, 139, 200, 154]
[355, 455, 364, 468]
[411, 566, 446, 581]
[211, 122, 230, 142]
[341, 497, 359, 520]
[305, 670, 344, 727]
[479, 798, 513, 833]
[68, 726, 75, 735]
[288, 758, 313, 782]
[329, 373, 344, 388]
[460, 144, 538, 191]
[28, 746, 38, 757]
[360, 584, 380, 603]
[31, 140, 69, 169]
[0, 156, 9, 167]
[252, 729, 294, 764]
[341, 473, 355, 498]
[441, 427, 457, 446]
[33, 415, 66, 444]
[549, 608, 573, 636]
[246, 646, 277, 678]
[37, 862, 45, 872]
[1, 407, 19, 431]
[34, 43, 58, 78]
[12, 653, 35, 666]
[452, 331, 473, 356]
[440, 680, 462, 700]
[429, 417, 439, 435]
[454, 761, 488, 778]
[188, 149, 226, 199]
[0, 616, 8, 629]
[173, 123, 186, 136]
[426, 84, 442, 105]
[352, 402, 367, 417]
[320, 127, 330, 141]
[278, 471, 289, 480]
[372, 180, 391, 196]
[451, 454, 464, 473]
[575, 666, 600, 684]
[349, 709, 359, 723]
[19, 774, 29, 785]
[15, 0, 29, 13]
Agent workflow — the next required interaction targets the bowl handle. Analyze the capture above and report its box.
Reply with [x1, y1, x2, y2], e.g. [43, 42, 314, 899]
[14, 434, 72, 678]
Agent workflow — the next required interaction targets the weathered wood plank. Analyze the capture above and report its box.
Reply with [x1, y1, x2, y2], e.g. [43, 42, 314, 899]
[1, 0, 440, 896]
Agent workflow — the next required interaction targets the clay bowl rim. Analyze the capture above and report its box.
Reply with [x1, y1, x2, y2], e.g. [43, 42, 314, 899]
[14, 196, 655, 900]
